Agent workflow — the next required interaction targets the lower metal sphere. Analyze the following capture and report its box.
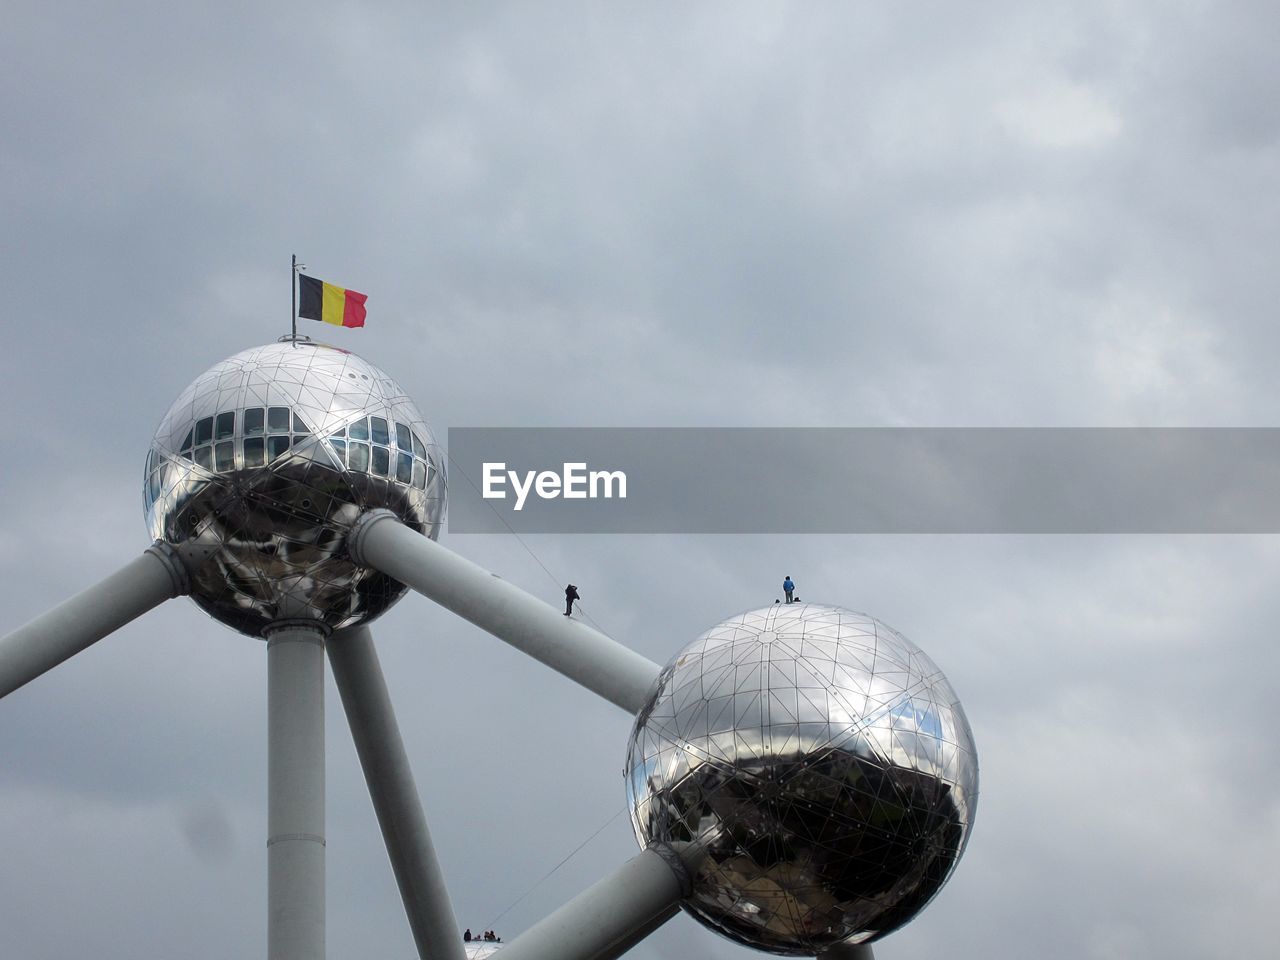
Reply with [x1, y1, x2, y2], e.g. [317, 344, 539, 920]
[625, 604, 978, 954]
[144, 340, 445, 636]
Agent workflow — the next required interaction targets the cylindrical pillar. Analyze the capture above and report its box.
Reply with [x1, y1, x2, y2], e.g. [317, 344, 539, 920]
[819, 942, 876, 960]
[267, 620, 328, 960]
[0, 543, 188, 699]
[348, 511, 661, 714]
[327, 626, 466, 960]
[491, 846, 690, 960]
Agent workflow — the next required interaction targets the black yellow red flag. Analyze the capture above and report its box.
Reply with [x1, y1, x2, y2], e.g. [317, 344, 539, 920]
[298, 274, 367, 328]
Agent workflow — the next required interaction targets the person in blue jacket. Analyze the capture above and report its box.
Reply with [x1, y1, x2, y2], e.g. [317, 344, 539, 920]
[783, 576, 795, 603]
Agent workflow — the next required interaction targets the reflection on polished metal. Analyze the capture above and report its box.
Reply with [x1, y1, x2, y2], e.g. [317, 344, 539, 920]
[625, 604, 978, 955]
[145, 341, 446, 636]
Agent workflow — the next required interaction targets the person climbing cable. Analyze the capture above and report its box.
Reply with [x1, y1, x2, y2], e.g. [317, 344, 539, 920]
[564, 583, 580, 616]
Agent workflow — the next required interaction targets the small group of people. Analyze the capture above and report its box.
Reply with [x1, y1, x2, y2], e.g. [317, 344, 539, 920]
[567, 578, 801, 616]
[463, 929, 501, 943]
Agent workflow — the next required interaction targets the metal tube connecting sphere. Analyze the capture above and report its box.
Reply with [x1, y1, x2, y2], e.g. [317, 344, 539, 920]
[492, 846, 691, 960]
[348, 510, 661, 714]
[0, 543, 189, 699]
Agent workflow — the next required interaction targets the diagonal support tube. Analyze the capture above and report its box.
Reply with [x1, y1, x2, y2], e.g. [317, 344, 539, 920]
[596, 903, 680, 960]
[348, 511, 661, 714]
[490, 845, 691, 960]
[327, 625, 466, 960]
[0, 543, 189, 699]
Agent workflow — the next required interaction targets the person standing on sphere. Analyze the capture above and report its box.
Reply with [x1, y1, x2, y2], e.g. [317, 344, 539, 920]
[565, 583, 580, 616]
[783, 576, 795, 603]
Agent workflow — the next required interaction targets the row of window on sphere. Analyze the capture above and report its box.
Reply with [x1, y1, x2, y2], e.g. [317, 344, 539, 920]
[144, 406, 437, 500]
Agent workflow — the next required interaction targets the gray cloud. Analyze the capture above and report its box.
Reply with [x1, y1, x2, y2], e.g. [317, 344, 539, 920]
[2, 2, 1278, 958]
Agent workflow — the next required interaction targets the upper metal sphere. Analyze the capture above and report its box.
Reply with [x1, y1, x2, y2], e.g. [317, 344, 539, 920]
[625, 604, 978, 955]
[144, 340, 446, 637]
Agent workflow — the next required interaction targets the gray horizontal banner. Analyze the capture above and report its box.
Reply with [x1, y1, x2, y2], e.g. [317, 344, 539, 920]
[445, 428, 1280, 534]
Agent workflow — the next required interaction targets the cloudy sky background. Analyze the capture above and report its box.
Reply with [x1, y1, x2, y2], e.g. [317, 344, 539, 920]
[2, 2, 1278, 958]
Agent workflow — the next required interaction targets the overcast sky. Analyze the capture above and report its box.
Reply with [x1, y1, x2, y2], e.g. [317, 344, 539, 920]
[2, 2, 1278, 959]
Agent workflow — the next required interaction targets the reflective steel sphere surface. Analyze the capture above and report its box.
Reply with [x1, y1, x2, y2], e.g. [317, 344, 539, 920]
[145, 340, 445, 636]
[625, 604, 978, 954]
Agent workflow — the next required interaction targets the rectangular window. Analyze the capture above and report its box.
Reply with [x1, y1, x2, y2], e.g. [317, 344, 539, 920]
[268, 407, 291, 433]
[215, 411, 235, 440]
[194, 445, 213, 470]
[244, 437, 265, 468]
[349, 418, 369, 442]
[350, 442, 370, 472]
[372, 445, 389, 476]
[243, 407, 265, 436]
[412, 459, 426, 489]
[370, 417, 389, 445]
[412, 433, 427, 459]
[195, 417, 214, 446]
[214, 440, 235, 471]
[330, 439, 346, 465]
[267, 435, 291, 462]
[395, 422, 412, 451]
[396, 452, 413, 484]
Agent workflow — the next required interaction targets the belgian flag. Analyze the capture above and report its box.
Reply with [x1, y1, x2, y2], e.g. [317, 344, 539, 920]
[298, 274, 367, 328]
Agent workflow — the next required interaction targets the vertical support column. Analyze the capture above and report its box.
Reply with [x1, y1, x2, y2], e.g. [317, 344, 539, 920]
[818, 942, 876, 960]
[267, 620, 328, 960]
[327, 626, 466, 960]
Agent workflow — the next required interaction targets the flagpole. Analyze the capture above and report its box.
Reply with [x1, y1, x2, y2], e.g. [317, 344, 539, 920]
[291, 254, 298, 345]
